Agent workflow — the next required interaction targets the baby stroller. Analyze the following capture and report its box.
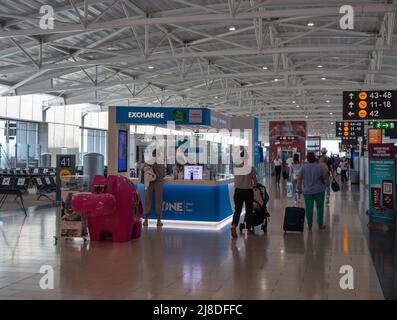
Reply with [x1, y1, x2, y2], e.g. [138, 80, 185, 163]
[239, 183, 270, 233]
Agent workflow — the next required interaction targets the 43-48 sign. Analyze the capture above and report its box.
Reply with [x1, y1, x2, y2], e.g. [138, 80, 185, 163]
[343, 90, 397, 120]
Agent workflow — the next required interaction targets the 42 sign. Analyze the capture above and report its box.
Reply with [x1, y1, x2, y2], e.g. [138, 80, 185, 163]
[343, 90, 397, 120]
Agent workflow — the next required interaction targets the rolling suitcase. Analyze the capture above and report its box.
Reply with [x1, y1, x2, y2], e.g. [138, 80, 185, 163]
[283, 206, 305, 232]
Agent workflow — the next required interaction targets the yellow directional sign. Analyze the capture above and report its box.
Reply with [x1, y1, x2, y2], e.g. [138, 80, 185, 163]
[344, 90, 397, 120]
[359, 101, 367, 109]
[358, 110, 367, 118]
[359, 91, 368, 100]
[59, 169, 72, 182]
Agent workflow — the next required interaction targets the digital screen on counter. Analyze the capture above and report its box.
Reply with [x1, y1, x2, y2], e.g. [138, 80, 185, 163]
[183, 165, 203, 180]
[118, 130, 128, 173]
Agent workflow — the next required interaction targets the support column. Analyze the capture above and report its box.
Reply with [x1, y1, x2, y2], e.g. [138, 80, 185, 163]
[107, 106, 130, 177]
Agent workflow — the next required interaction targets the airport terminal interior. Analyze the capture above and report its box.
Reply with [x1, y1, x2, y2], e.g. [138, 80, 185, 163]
[0, 0, 397, 301]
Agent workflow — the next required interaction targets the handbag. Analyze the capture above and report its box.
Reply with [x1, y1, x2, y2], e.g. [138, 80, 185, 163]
[287, 182, 293, 198]
[331, 179, 340, 192]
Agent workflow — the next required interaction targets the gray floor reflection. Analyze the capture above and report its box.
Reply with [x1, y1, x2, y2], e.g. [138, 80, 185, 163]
[0, 179, 387, 300]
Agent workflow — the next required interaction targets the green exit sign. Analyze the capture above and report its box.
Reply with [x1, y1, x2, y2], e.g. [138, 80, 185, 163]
[369, 121, 396, 129]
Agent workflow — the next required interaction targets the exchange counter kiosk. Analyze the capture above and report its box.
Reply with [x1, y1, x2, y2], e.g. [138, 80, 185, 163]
[107, 106, 260, 229]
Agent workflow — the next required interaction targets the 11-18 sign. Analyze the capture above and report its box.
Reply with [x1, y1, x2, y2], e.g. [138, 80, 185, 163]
[343, 90, 397, 120]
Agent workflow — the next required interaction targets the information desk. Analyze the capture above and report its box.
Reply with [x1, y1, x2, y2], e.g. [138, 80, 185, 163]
[131, 178, 235, 227]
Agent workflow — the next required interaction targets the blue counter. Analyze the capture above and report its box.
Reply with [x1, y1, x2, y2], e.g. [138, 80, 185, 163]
[134, 179, 234, 222]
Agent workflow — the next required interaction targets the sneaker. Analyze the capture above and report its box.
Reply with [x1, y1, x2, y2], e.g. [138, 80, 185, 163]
[231, 226, 237, 238]
[143, 219, 148, 227]
[319, 224, 326, 230]
[157, 220, 163, 227]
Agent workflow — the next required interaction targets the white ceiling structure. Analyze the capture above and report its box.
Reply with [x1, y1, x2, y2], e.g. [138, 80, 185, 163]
[0, 0, 397, 138]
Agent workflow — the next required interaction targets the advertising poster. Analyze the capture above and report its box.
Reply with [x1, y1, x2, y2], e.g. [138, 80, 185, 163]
[369, 144, 396, 225]
[269, 121, 307, 164]
[368, 129, 382, 144]
[60, 190, 86, 238]
[118, 130, 128, 172]
[254, 117, 260, 173]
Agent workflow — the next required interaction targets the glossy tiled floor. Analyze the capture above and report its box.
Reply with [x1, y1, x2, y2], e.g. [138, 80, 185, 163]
[0, 180, 388, 300]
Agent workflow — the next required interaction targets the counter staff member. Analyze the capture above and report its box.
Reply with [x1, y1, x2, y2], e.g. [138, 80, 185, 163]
[143, 149, 165, 227]
[231, 149, 257, 238]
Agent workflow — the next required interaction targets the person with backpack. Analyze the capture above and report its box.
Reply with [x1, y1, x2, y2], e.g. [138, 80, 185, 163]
[297, 152, 329, 231]
[289, 153, 302, 206]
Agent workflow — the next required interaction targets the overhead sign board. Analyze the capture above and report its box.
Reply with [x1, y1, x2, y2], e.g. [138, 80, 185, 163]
[369, 121, 397, 137]
[116, 106, 211, 125]
[369, 121, 397, 129]
[276, 136, 298, 142]
[210, 110, 232, 130]
[343, 91, 397, 120]
[336, 121, 364, 138]
[341, 137, 359, 146]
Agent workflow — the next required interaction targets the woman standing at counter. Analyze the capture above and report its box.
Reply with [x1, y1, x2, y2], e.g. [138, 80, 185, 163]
[142, 149, 165, 227]
[231, 150, 257, 238]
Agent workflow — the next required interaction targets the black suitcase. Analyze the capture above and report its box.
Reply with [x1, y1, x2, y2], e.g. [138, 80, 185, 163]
[283, 207, 305, 232]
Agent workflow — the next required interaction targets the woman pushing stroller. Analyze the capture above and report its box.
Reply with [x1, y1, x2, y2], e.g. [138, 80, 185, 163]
[231, 150, 270, 238]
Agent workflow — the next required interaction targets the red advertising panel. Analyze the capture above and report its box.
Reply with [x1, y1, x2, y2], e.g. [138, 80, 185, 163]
[368, 143, 395, 158]
[269, 121, 307, 164]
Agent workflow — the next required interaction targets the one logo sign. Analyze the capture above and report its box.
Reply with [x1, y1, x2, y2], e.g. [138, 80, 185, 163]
[163, 202, 193, 213]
